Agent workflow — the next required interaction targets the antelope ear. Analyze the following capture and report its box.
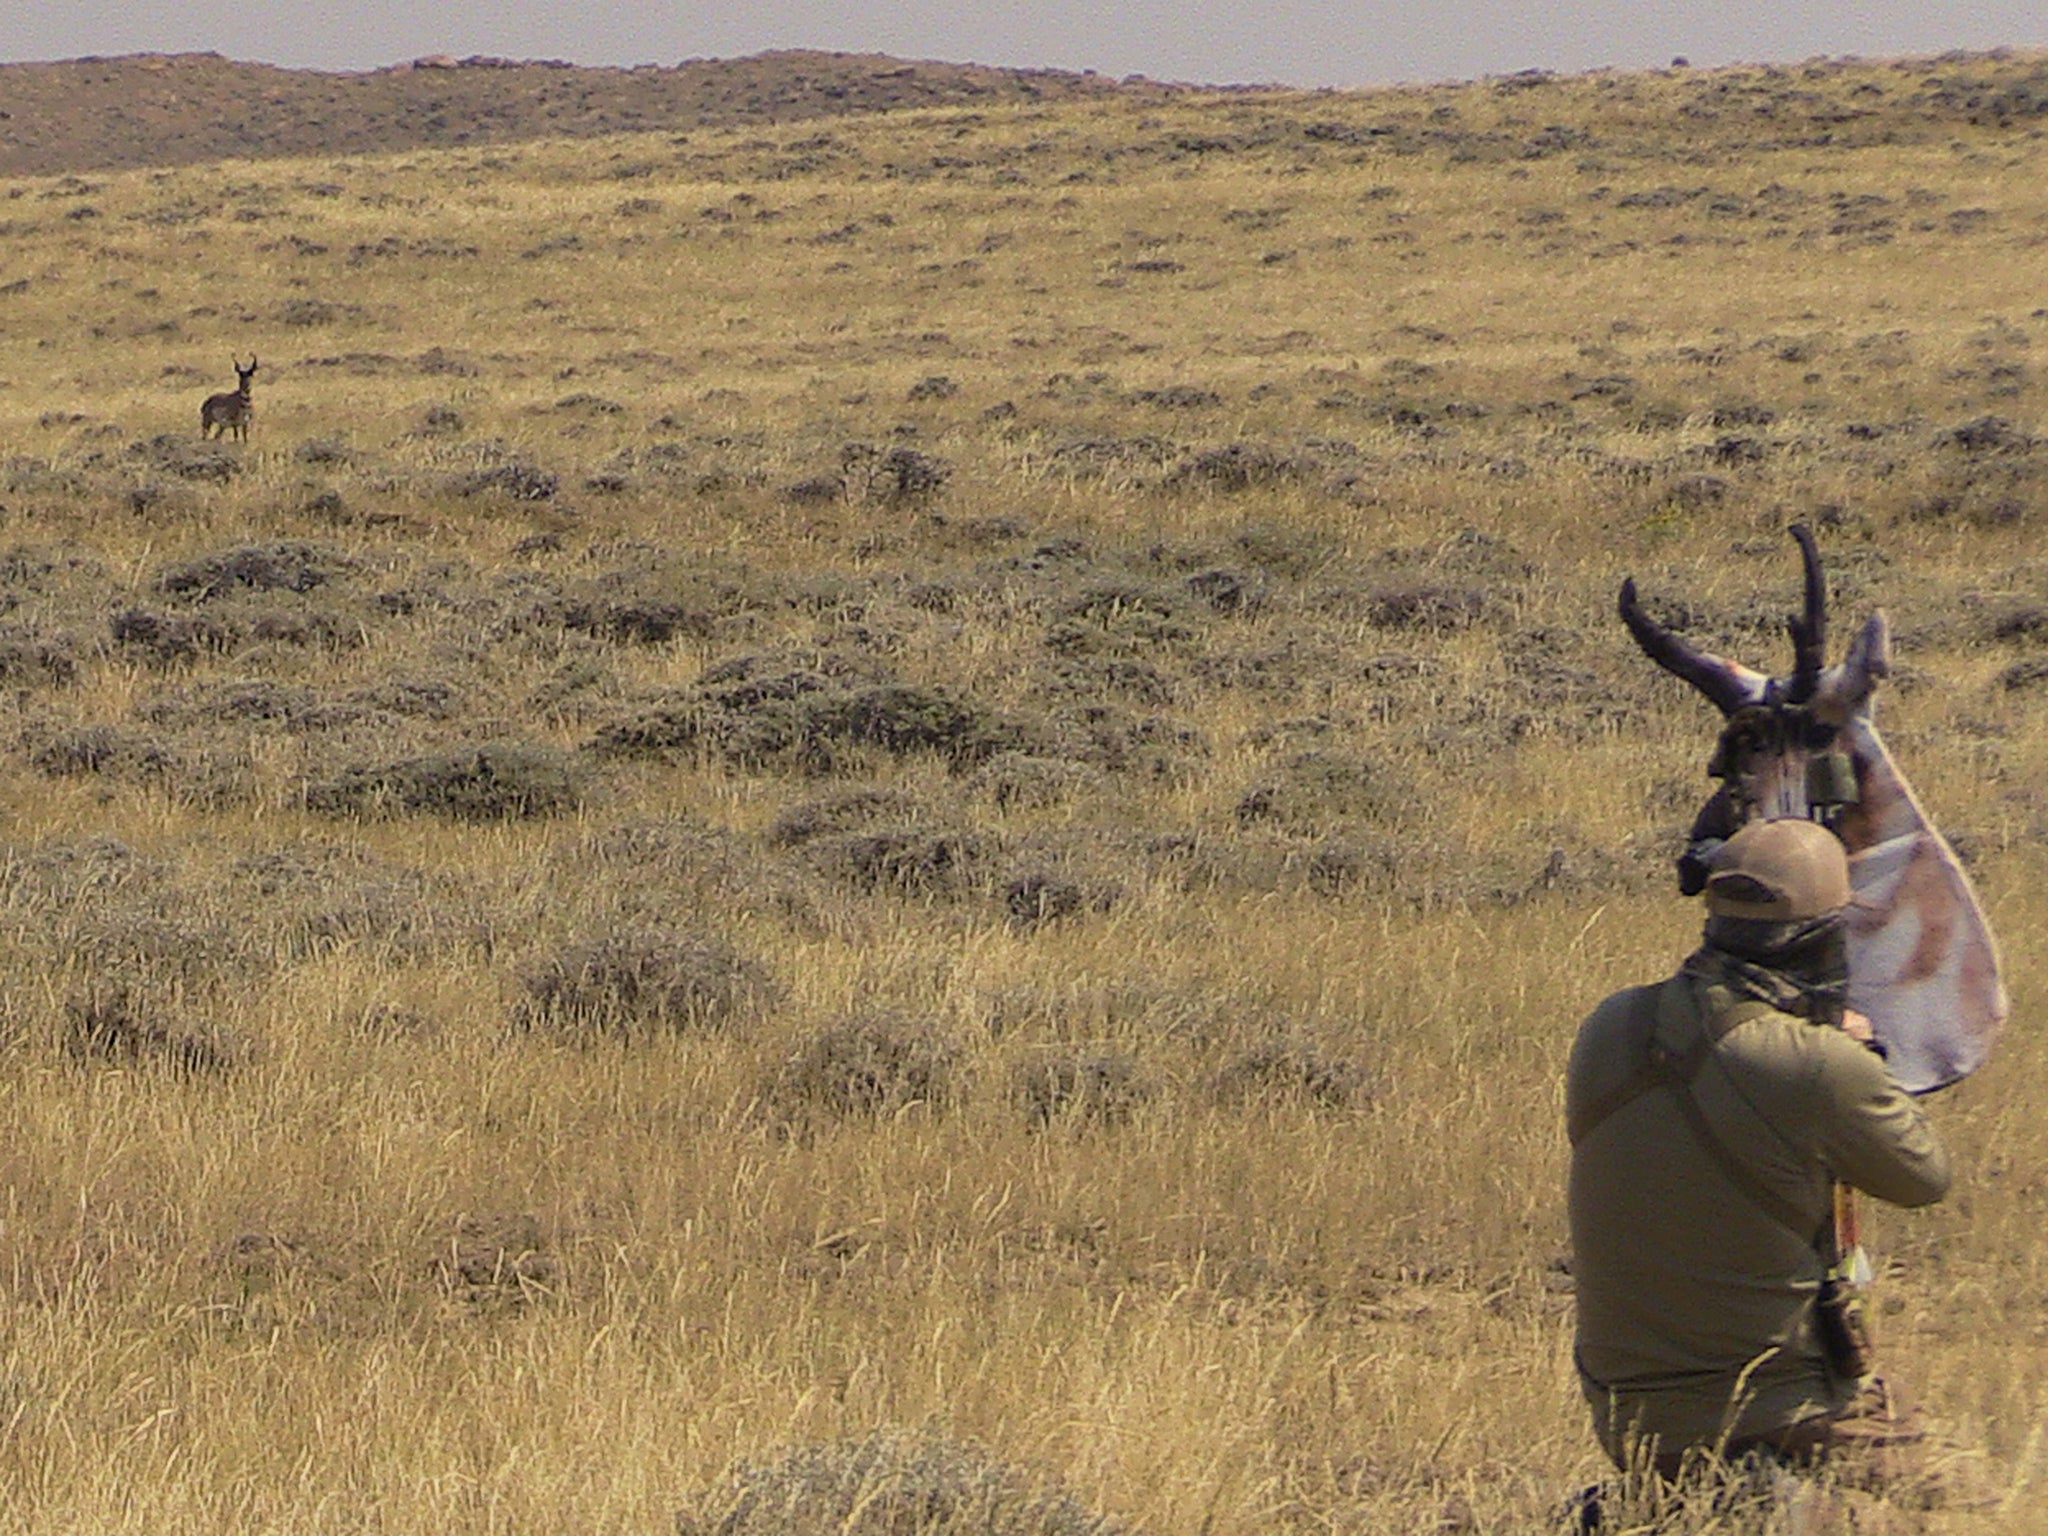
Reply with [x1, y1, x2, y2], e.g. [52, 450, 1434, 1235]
[1814, 613, 1890, 719]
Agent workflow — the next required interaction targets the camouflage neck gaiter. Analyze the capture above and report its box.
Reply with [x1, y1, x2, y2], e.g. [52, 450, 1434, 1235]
[1686, 911, 1850, 1026]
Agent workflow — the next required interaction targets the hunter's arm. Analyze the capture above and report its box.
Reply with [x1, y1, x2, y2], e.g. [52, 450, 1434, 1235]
[1812, 1031, 1951, 1207]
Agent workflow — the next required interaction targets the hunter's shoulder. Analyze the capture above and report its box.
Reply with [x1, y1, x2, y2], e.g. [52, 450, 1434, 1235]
[1580, 981, 1664, 1028]
[1719, 1006, 1885, 1087]
[1568, 982, 1663, 1072]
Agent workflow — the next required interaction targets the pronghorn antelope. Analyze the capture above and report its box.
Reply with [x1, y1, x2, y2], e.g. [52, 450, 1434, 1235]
[200, 356, 258, 441]
[1619, 524, 2005, 1093]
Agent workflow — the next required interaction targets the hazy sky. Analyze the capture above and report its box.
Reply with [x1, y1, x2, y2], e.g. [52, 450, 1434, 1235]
[10, 2, 2045, 88]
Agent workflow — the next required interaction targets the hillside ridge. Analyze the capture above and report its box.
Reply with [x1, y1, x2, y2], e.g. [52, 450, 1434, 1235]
[0, 48, 1163, 177]
[2, 46, 2045, 181]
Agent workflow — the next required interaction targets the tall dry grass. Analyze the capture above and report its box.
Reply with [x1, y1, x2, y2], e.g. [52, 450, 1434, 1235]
[0, 48, 2043, 1533]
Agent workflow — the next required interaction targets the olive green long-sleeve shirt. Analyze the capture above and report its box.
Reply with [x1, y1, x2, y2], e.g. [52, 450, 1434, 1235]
[1566, 969, 1949, 1465]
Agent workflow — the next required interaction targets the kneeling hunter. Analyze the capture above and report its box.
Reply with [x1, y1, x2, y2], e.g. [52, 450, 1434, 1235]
[1566, 817, 1948, 1478]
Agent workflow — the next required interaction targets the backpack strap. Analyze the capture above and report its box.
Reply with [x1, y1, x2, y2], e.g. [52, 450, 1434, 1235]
[1568, 978, 1774, 1146]
[1567, 996, 1663, 1147]
[1572, 975, 1818, 1241]
[1657, 1047, 1818, 1242]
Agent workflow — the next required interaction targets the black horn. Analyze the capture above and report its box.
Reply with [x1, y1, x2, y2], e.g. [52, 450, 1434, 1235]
[1617, 577, 1751, 715]
[1783, 523, 1826, 704]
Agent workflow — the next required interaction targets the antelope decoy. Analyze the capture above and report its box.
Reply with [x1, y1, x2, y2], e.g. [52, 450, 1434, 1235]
[1619, 524, 2006, 1093]
[200, 355, 258, 441]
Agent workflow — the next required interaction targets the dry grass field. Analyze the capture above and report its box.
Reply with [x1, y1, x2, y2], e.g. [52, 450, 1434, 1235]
[0, 46, 2044, 1534]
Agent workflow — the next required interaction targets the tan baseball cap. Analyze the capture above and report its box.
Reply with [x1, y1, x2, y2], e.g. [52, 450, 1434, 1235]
[1704, 818, 1851, 920]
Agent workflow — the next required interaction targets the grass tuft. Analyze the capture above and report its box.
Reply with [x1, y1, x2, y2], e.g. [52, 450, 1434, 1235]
[516, 930, 774, 1035]
[681, 1426, 1125, 1536]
